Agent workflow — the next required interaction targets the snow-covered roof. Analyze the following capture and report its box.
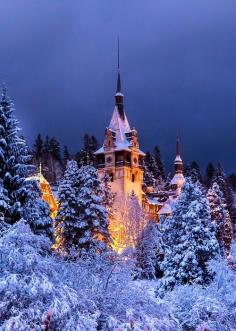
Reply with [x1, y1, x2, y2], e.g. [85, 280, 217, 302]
[94, 105, 145, 156]
[147, 197, 159, 205]
[158, 202, 172, 215]
[28, 173, 49, 185]
[175, 155, 183, 163]
[170, 173, 185, 187]
[109, 105, 131, 144]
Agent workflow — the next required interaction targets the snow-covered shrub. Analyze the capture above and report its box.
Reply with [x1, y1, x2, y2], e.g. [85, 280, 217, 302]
[165, 242, 236, 331]
[0, 221, 97, 330]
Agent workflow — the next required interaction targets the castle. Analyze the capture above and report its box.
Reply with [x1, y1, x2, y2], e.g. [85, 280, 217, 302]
[94, 51, 185, 251]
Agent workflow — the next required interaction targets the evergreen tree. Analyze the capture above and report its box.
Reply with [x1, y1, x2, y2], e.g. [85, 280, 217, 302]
[55, 160, 80, 254]
[184, 163, 192, 178]
[40, 136, 63, 184]
[212, 164, 234, 213]
[228, 173, 236, 191]
[156, 179, 219, 297]
[207, 182, 226, 254]
[143, 152, 155, 187]
[49, 137, 61, 161]
[63, 145, 70, 163]
[100, 172, 115, 220]
[23, 179, 53, 240]
[205, 162, 215, 187]
[76, 165, 111, 253]
[0, 87, 32, 224]
[55, 162, 111, 256]
[153, 146, 165, 180]
[134, 221, 164, 280]
[223, 209, 233, 257]
[33, 134, 44, 165]
[76, 134, 99, 166]
[190, 161, 202, 184]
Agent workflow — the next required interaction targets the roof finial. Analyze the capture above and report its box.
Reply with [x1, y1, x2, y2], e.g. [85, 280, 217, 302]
[176, 130, 180, 156]
[116, 37, 121, 93]
[118, 36, 120, 70]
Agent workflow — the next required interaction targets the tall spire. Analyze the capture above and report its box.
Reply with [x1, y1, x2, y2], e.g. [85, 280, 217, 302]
[174, 131, 183, 174]
[116, 37, 121, 93]
[115, 37, 125, 120]
[176, 131, 180, 156]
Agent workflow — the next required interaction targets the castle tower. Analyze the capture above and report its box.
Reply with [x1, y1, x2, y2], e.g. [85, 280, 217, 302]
[170, 134, 185, 195]
[94, 43, 145, 250]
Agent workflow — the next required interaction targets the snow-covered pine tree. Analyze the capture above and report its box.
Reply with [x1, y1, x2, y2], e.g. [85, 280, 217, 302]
[63, 145, 70, 167]
[207, 182, 226, 254]
[190, 161, 202, 183]
[100, 172, 115, 220]
[55, 160, 80, 254]
[0, 86, 32, 224]
[212, 164, 234, 215]
[55, 163, 111, 256]
[33, 133, 44, 165]
[156, 179, 219, 297]
[23, 179, 53, 240]
[76, 165, 111, 253]
[153, 146, 166, 180]
[143, 152, 155, 188]
[0, 179, 9, 232]
[205, 162, 215, 188]
[134, 221, 164, 280]
[76, 134, 99, 166]
[223, 209, 233, 257]
[149, 155, 163, 189]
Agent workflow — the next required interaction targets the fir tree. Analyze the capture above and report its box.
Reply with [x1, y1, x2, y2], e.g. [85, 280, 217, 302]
[223, 209, 233, 257]
[100, 172, 115, 220]
[153, 145, 165, 180]
[184, 163, 192, 177]
[49, 137, 61, 161]
[156, 179, 219, 297]
[55, 162, 111, 256]
[207, 182, 226, 254]
[189, 161, 202, 184]
[23, 179, 53, 240]
[134, 221, 164, 280]
[143, 152, 155, 187]
[55, 160, 80, 254]
[76, 165, 111, 253]
[229, 173, 236, 191]
[0, 86, 32, 224]
[33, 134, 44, 165]
[212, 164, 234, 214]
[63, 145, 70, 163]
[41, 136, 63, 184]
[205, 162, 215, 187]
[76, 134, 99, 166]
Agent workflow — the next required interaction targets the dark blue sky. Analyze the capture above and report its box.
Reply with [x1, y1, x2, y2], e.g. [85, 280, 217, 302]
[0, 0, 236, 173]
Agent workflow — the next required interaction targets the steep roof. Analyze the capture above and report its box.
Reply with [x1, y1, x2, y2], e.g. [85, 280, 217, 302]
[109, 103, 131, 144]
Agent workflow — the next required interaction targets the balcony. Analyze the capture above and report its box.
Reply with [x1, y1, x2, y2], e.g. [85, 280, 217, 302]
[115, 160, 131, 167]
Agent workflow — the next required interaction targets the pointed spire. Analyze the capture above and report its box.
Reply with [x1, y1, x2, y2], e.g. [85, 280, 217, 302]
[176, 131, 180, 156]
[174, 131, 183, 174]
[115, 37, 125, 120]
[116, 37, 121, 93]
